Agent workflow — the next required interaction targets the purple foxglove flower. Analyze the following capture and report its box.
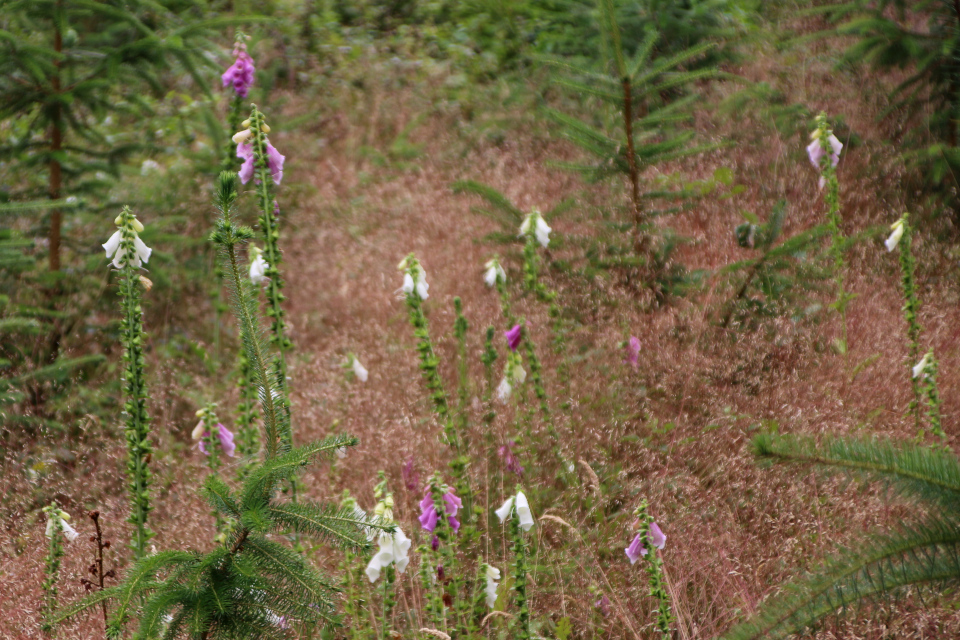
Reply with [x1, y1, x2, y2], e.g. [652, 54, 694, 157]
[625, 533, 646, 564]
[624, 336, 640, 369]
[198, 424, 236, 457]
[443, 490, 462, 532]
[402, 457, 419, 492]
[649, 521, 666, 549]
[418, 492, 439, 532]
[221, 44, 255, 98]
[595, 595, 611, 618]
[504, 323, 523, 352]
[498, 440, 524, 476]
[236, 141, 284, 185]
[237, 143, 255, 184]
[266, 141, 285, 185]
[431, 535, 440, 551]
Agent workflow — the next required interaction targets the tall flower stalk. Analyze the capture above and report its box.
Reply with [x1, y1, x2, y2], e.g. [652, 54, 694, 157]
[809, 113, 852, 359]
[104, 207, 154, 558]
[221, 32, 254, 172]
[629, 500, 673, 637]
[886, 214, 925, 429]
[42, 504, 75, 632]
[399, 255, 471, 506]
[234, 106, 290, 444]
[234, 348, 260, 481]
[496, 489, 535, 640]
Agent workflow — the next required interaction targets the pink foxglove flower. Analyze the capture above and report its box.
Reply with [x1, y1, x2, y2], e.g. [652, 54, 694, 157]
[806, 132, 843, 189]
[498, 440, 524, 476]
[418, 487, 462, 533]
[197, 424, 236, 457]
[625, 521, 666, 564]
[402, 457, 419, 492]
[236, 141, 284, 186]
[221, 42, 255, 98]
[595, 595, 611, 617]
[504, 324, 523, 351]
[624, 336, 640, 368]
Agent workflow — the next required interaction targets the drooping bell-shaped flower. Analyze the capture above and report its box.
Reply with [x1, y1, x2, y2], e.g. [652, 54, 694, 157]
[103, 215, 152, 270]
[399, 257, 430, 301]
[624, 520, 666, 564]
[349, 355, 369, 382]
[885, 219, 905, 253]
[365, 526, 412, 583]
[595, 595, 611, 617]
[913, 352, 932, 379]
[519, 210, 552, 247]
[197, 423, 236, 457]
[221, 41, 255, 98]
[484, 564, 501, 608]
[496, 357, 526, 404]
[498, 440, 524, 476]
[45, 509, 79, 542]
[483, 258, 506, 287]
[249, 246, 268, 284]
[504, 324, 523, 352]
[236, 140, 285, 186]
[806, 130, 843, 189]
[624, 336, 640, 369]
[418, 486, 462, 533]
[495, 490, 535, 532]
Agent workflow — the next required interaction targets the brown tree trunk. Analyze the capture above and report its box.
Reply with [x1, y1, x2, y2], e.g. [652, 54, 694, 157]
[49, 9, 62, 272]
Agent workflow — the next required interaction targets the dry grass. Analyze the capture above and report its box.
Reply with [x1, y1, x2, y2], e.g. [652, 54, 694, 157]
[3, 17, 960, 640]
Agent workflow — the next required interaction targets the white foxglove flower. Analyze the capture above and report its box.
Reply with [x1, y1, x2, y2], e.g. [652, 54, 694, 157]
[191, 420, 205, 440]
[351, 357, 368, 382]
[401, 269, 429, 300]
[520, 211, 551, 248]
[103, 225, 152, 269]
[45, 510, 79, 542]
[885, 220, 904, 252]
[494, 491, 535, 532]
[514, 491, 535, 531]
[483, 259, 505, 287]
[336, 447, 347, 459]
[496, 377, 512, 404]
[484, 564, 501, 608]
[913, 352, 932, 379]
[249, 247, 268, 284]
[365, 527, 412, 583]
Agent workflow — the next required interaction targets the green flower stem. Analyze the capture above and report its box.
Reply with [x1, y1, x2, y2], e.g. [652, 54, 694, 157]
[419, 545, 442, 627]
[922, 353, 944, 442]
[197, 403, 226, 537]
[41, 504, 65, 634]
[223, 92, 245, 172]
[816, 114, 852, 363]
[635, 500, 673, 638]
[896, 214, 924, 429]
[247, 106, 292, 444]
[115, 207, 153, 558]
[481, 326, 498, 541]
[509, 503, 531, 640]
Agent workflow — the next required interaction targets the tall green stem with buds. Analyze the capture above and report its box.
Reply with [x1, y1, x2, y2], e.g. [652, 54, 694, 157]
[113, 207, 154, 558]
[635, 500, 673, 637]
[814, 113, 853, 361]
[508, 498, 532, 640]
[244, 106, 292, 441]
[893, 214, 924, 428]
[41, 504, 67, 634]
[234, 349, 260, 481]
[196, 403, 228, 538]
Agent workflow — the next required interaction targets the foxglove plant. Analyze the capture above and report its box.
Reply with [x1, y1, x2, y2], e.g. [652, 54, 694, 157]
[221, 32, 255, 171]
[913, 351, 944, 442]
[192, 403, 234, 538]
[398, 255, 470, 499]
[420, 476, 467, 635]
[104, 207, 154, 559]
[345, 353, 368, 382]
[627, 500, 673, 638]
[519, 210, 555, 302]
[495, 489, 535, 640]
[809, 113, 852, 358]
[886, 214, 926, 429]
[42, 504, 76, 631]
[234, 107, 291, 445]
